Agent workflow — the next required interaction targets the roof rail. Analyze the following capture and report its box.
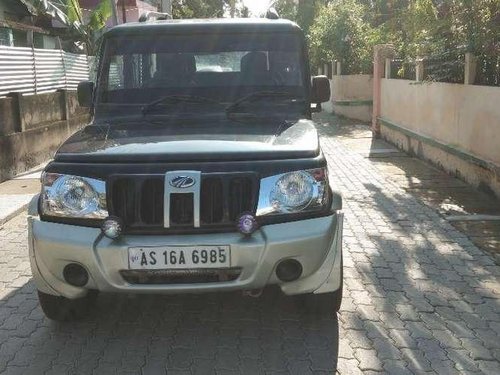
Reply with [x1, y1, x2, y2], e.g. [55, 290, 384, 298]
[138, 11, 172, 22]
[265, 7, 280, 20]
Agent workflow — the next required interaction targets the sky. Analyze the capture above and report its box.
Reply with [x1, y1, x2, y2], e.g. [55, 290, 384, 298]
[242, 0, 272, 16]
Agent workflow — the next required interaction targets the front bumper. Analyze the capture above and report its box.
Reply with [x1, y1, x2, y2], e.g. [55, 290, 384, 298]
[28, 211, 343, 299]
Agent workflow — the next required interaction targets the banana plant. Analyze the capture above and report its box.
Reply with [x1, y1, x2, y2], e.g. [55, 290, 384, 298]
[29, 0, 112, 54]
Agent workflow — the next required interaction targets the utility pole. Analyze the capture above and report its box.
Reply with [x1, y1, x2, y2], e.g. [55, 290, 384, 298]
[121, 0, 127, 23]
[160, 0, 172, 16]
[110, 0, 119, 25]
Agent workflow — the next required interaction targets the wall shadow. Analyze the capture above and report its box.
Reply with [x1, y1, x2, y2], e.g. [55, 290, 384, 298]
[341, 181, 500, 373]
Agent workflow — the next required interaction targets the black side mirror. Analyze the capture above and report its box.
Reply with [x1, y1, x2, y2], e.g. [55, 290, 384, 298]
[311, 75, 331, 104]
[77, 81, 94, 107]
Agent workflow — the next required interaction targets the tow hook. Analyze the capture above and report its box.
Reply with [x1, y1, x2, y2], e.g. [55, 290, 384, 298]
[243, 289, 263, 298]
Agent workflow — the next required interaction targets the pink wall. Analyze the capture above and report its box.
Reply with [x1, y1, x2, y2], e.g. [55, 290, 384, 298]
[380, 79, 500, 166]
[80, 0, 157, 27]
[115, 1, 157, 25]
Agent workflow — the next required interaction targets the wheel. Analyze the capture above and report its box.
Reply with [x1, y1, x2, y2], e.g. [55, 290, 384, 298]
[297, 254, 343, 317]
[37, 290, 98, 322]
[296, 285, 343, 317]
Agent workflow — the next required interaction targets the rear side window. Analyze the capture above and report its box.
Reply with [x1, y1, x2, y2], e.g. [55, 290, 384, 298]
[194, 52, 247, 72]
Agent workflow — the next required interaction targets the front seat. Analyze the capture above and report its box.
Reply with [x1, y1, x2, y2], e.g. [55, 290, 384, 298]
[240, 51, 270, 85]
[150, 53, 197, 87]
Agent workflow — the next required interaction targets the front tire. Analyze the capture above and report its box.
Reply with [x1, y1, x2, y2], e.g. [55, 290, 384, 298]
[38, 290, 97, 322]
[297, 254, 343, 317]
[297, 285, 343, 317]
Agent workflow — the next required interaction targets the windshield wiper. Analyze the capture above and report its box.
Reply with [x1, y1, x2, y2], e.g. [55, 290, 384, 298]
[225, 91, 304, 113]
[141, 94, 221, 116]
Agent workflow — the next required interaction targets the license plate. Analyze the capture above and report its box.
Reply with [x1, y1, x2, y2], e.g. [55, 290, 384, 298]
[128, 246, 231, 270]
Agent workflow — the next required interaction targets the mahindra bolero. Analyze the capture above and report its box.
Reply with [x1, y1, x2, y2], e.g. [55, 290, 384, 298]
[28, 18, 343, 321]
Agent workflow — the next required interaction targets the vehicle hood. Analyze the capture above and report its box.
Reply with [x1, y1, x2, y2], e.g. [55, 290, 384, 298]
[55, 118, 320, 163]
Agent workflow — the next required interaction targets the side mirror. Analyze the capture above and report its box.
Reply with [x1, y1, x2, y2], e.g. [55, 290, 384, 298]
[77, 81, 94, 107]
[311, 75, 331, 104]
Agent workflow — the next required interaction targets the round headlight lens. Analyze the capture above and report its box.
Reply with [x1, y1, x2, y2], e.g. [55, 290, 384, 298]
[270, 171, 314, 212]
[55, 176, 99, 215]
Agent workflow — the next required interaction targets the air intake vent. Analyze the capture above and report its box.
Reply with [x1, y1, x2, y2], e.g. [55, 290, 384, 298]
[120, 268, 242, 284]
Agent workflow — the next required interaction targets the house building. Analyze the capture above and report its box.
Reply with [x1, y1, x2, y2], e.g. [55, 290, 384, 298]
[79, 0, 158, 26]
[0, 0, 59, 49]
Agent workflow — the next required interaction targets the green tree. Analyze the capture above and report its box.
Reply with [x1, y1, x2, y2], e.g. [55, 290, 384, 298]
[274, 0, 330, 34]
[30, 0, 111, 54]
[238, 4, 250, 17]
[283, 0, 498, 82]
[274, 0, 298, 20]
[172, 0, 242, 18]
[309, 0, 381, 73]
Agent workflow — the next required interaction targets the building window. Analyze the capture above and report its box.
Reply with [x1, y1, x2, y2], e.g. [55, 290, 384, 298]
[34, 32, 44, 48]
[0, 27, 13, 46]
[12, 29, 28, 47]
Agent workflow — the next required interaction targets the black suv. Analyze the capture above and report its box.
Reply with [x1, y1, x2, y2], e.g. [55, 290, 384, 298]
[28, 18, 344, 321]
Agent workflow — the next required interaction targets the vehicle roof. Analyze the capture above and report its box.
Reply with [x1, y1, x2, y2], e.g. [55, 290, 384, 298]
[105, 18, 302, 37]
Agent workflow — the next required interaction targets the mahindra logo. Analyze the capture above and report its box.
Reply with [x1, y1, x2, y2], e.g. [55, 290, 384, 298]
[169, 176, 195, 189]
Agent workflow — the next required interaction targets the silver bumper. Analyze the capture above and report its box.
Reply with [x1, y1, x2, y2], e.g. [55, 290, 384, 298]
[28, 212, 343, 299]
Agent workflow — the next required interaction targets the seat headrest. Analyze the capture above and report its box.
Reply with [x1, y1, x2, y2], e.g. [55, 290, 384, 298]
[158, 53, 196, 77]
[241, 52, 268, 74]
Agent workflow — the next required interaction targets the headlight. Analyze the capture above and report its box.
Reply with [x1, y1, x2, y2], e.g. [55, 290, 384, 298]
[257, 168, 329, 216]
[41, 173, 107, 219]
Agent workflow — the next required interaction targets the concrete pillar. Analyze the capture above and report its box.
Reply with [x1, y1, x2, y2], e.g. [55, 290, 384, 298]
[317, 67, 322, 75]
[385, 58, 392, 78]
[416, 58, 424, 82]
[372, 44, 395, 137]
[336, 61, 341, 76]
[7, 92, 25, 133]
[324, 63, 329, 78]
[464, 52, 477, 85]
[58, 89, 69, 121]
[161, 0, 173, 16]
[57, 89, 72, 135]
[27, 29, 34, 47]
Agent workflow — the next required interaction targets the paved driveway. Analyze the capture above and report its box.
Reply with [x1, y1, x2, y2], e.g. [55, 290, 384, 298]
[0, 117, 499, 374]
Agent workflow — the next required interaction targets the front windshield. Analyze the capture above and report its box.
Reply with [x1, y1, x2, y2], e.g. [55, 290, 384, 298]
[97, 32, 306, 109]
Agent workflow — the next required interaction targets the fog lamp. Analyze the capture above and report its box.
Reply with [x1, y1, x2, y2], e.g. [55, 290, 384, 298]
[237, 213, 258, 236]
[101, 216, 123, 239]
[63, 263, 89, 287]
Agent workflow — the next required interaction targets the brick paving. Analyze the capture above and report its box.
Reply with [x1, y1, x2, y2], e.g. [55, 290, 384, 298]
[0, 115, 499, 374]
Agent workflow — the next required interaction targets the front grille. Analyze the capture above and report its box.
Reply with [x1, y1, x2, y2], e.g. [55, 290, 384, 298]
[111, 176, 164, 226]
[109, 173, 258, 233]
[170, 193, 194, 225]
[201, 177, 224, 223]
[141, 178, 163, 224]
[120, 268, 242, 284]
[228, 177, 254, 221]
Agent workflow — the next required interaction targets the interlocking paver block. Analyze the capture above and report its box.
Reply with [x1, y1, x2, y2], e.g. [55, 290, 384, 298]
[336, 358, 363, 375]
[353, 348, 383, 371]
[0, 116, 499, 375]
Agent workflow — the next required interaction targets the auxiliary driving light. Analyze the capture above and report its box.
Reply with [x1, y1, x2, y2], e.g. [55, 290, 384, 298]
[101, 216, 123, 239]
[237, 213, 258, 236]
